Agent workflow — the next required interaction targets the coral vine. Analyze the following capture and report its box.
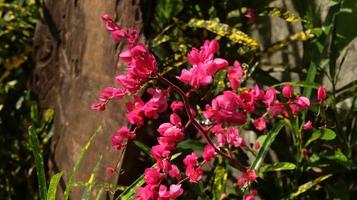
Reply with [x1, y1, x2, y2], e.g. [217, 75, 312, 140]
[91, 15, 326, 199]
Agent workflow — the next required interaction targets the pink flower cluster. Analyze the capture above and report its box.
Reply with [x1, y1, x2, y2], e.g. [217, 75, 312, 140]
[92, 15, 328, 199]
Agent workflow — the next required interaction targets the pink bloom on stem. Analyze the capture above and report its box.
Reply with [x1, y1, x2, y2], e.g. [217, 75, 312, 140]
[168, 164, 181, 180]
[119, 44, 157, 80]
[227, 127, 246, 147]
[253, 117, 267, 131]
[202, 144, 217, 162]
[151, 145, 171, 160]
[169, 113, 182, 127]
[282, 84, 294, 98]
[177, 40, 228, 88]
[144, 167, 163, 185]
[242, 169, 257, 182]
[125, 96, 145, 126]
[227, 60, 243, 91]
[252, 84, 264, 100]
[238, 91, 256, 113]
[317, 86, 327, 103]
[170, 101, 184, 112]
[303, 120, 313, 130]
[204, 91, 247, 125]
[296, 96, 310, 109]
[245, 8, 254, 21]
[237, 177, 246, 188]
[244, 194, 255, 200]
[268, 102, 285, 117]
[158, 184, 184, 200]
[143, 88, 169, 119]
[183, 152, 198, 167]
[185, 166, 203, 183]
[106, 167, 115, 174]
[136, 185, 156, 200]
[111, 126, 134, 149]
[263, 88, 277, 106]
[115, 74, 142, 94]
[254, 141, 260, 150]
[111, 29, 126, 42]
[91, 102, 106, 111]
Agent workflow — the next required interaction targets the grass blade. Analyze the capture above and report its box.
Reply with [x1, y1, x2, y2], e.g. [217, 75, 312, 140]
[286, 174, 332, 199]
[47, 172, 64, 200]
[81, 154, 103, 200]
[28, 126, 47, 200]
[250, 121, 285, 171]
[63, 126, 101, 200]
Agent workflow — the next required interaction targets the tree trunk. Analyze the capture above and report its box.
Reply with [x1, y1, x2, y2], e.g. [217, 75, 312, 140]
[31, 0, 143, 198]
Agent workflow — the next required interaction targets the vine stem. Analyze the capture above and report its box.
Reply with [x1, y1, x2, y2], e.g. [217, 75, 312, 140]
[156, 75, 232, 160]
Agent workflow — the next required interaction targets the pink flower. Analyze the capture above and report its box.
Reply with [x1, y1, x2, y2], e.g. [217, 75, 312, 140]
[303, 120, 313, 130]
[317, 86, 327, 103]
[111, 126, 134, 149]
[170, 101, 184, 112]
[254, 141, 260, 150]
[268, 102, 285, 117]
[151, 145, 170, 160]
[186, 166, 203, 183]
[183, 152, 198, 167]
[244, 194, 255, 200]
[115, 74, 142, 94]
[253, 117, 266, 131]
[136, 185, 156, 200]
[90, 102, 106, 111]
[119, 44, 157, 80]
[144, 168, 163, 185]
[296, 96, 310, 109]
[177, 40, 228, 88]
[125, 96, 145, 126]
[242, 169, 257, 182]
[168, 164, 181, 180]
[245, 8, 254, 21]
[227, 127, 246, 147]
[202, 144, 217, 162]
[263, 88, 277, 106]
[158, 184, 184, 200]
[169, 113, 182, 127]
[227, 60, 243, 91]
[282, 84, 294, 98]
[204, 91, 247, 125]
[237, 177, 246, 188]
[111, 29, 126, 42]
[238, 91, 256, 113]
[106, 167, 115, 174]
[143, 88, 169, 119]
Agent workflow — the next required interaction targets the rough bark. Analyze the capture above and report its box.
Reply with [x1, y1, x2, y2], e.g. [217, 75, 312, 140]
[31, 0, 143, 198]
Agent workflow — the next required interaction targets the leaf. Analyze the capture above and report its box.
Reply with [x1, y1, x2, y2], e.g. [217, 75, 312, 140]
[261, 28, 322, 56]
[287, 174, 332, 199]
[81, 154, 103, 200]
[260, 162, 296, 173]
[188, 18, 259, 53]
[259, 7, 306, 22]
[133, 140, 152, 158]
[63, 126, 101, 200]
[177, 139, 206, 152]
[250, 121, 285, 171]
[115, 152, 181, 199]
[47, 172, 64, 200]
[305, 128, 336, 146]
[212, 159, 228, 200]
[28, 126, 47, 200]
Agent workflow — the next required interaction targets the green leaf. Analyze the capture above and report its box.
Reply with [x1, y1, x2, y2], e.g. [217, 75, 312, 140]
[286, 174, 332, 199]
[28, 126, 47, 200]
[212, 159, 228, 200]
[260, 162, 296, 173]
[47, 172, 64, 200]
[81, 154, 103, 200]
[250, 121, 285, 171]
[177, 139, 206, 152]
[115, 152, 181, 199]
[188, 18, 259, 53]
[259, 7, 307, 23]
[133, 140, 152, 158]
[305, 128, 336, 146]
[63, 126, 101, 200]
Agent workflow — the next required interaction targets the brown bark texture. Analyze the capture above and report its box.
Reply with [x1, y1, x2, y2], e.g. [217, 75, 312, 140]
[31, 0, 143, 198]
